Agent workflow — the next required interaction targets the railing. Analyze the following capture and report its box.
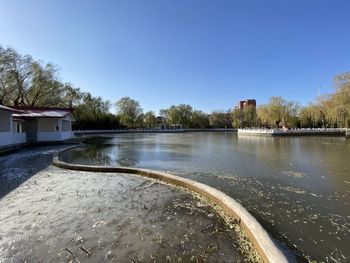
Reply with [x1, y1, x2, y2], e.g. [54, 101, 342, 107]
[238, 128, 347, 135]
[74, 128, 237, 134]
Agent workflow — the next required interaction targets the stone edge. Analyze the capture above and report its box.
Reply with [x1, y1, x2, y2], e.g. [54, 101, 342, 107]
[53, 147, 289, 263]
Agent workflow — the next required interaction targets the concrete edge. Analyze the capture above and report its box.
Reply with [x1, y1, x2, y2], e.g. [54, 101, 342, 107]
[53, 148, 288, 263]
[238, 130, 345, 137]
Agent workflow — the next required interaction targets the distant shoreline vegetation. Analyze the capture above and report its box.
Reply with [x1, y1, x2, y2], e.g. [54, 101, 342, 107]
[1, 46, 349, 130]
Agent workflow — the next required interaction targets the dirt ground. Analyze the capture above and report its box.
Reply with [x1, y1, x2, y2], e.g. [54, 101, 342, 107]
[0, 147, 260, 262]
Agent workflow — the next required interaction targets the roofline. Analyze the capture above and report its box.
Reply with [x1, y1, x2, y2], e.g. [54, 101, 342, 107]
[12, 111, 73, 118]
[0, 105, 25, 113]
[11, 106, 74, 112]
[12, 118, 27, 122]
[12, 115, 72, 119]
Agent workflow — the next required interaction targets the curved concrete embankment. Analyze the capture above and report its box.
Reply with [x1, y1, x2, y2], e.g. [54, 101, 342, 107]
[53, 149, 288, 263]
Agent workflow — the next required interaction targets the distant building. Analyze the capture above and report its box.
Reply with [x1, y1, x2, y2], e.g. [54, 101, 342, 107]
[155, 116, 168, 130]
[155, 116, 183, 130]
[236, 99, 256, 110]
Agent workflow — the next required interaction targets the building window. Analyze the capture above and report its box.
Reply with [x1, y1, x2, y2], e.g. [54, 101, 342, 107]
[62, 120, 71, 131]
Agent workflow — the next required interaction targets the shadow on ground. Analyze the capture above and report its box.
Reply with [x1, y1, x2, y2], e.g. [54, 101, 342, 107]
[0, 145, 69, 199]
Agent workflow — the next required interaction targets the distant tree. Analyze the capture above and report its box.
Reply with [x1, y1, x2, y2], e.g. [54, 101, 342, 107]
[256, 105, 270, 127]
[115, 97, 143, 128]
[159, 108, 169, 121]
[73, 92, 122, 130]
[144, 111, 157, 128]
[231, 105, 257, 128]
[209, 110, 232, 128]
[242, 105, 257, 127]
[191, 110, 209, 128]
[331, 72, 350, 127]
[73, 92, 120, 129]
[165, 104, 193, 128]
[284, 101, 300, 128]
[268, 96, 287, 127]
[257, 97, 300, 128]
[299, 105, 318, 128]
[231, 108, 242, 128]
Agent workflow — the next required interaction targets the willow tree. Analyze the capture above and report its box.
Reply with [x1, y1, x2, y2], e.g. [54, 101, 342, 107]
[0, 46, 33, 106]
[256, 104, 270, 127]
[191, 110, 209, 128]
[209, 110, 232, 128]
[144, 111, 157, 128]
[0, 46, 81, 107]
[115, 97, 143, 128]
[268, 96, 287, 127]
[231, 108, 242, 128]
[164, 104, 193, 128]
[257, 97, 300, 128]
[332, 72, 350, 127]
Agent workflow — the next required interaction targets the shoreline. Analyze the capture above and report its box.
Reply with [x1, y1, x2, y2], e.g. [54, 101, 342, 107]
[74, 128, 350, 138]
[53, 146, 288, 263]
[74, 128, 238, 135]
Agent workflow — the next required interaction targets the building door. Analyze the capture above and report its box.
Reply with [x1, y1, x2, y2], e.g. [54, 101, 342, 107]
[26, 119, 37, 143]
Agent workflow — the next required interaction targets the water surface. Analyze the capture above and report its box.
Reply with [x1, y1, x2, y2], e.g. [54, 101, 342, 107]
[62, 132, 350, 262]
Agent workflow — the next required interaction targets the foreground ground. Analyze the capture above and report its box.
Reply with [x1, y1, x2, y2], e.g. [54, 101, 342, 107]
[0, 147, 259, 262]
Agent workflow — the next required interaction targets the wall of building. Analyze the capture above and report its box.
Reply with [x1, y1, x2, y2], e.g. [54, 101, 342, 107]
[37, 131, 73, 141]
[0, 132, 13, 147]
[0, 110, 13, 147]
[12, 133, 26, 144]
[12, 121, 25, 133]
[0, 111, 26, 147]
[0, 111, 11, 132]
[36, 118, 73, 141]
[37, 118, 60, 132]
[62, 120, 72, 132]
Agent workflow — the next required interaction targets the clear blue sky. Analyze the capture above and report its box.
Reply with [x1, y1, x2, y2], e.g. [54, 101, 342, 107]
[1, 0, 350, 113]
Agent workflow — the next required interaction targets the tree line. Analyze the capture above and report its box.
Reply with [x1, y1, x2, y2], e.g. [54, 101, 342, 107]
[1, 46, 349, 129]
[0, 46, 121, 130]
[115, 97, 232, 129]
[232, 73, 350, 129]
[115, 73, 350, 129]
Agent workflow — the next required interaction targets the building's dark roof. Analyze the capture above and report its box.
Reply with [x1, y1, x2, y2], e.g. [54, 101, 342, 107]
[11, 106, 73, 119]
[0, 105, 25, 113]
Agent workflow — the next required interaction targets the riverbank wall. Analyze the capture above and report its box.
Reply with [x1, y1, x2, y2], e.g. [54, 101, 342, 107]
[238, 128, 346, 137]
[346, 129, 350, 139]
[74, 128, 237, 136]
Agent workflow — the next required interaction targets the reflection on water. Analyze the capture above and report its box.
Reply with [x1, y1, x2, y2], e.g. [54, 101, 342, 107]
[61, 133, 350, 262]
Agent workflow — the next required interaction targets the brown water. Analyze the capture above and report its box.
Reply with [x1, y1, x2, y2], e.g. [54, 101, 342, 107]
[62, 132, 350, 262]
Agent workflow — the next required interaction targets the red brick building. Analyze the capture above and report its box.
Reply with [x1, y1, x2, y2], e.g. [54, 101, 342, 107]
[236, 99, 256, 110]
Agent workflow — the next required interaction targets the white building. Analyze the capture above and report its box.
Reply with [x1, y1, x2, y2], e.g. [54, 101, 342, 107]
[0, 105, 74, 149]
[0, 105, 26, 148]
[12, 107, 74, 142]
